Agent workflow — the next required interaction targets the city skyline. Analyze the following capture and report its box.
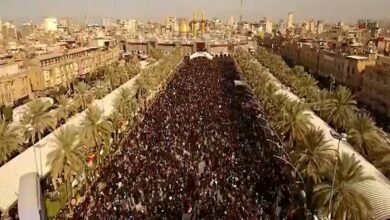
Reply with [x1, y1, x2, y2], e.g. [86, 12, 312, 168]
[1, 0, 390, 24]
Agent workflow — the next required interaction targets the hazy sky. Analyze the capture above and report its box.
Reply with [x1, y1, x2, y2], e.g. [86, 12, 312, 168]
[1, 0, 389, 23]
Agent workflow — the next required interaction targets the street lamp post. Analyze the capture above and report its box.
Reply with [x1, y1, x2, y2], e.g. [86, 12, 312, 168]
[329, 73, 335, 92]
[328, 130, 347, 219]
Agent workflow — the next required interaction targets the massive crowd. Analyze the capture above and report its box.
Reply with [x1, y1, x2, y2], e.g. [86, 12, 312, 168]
[70, 56, 299, 219]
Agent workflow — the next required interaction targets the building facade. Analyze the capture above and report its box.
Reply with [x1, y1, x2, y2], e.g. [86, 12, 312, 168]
[0, 63, 32, 106]
[287, 12, 294, 29]
[359, 56, 390, 114]
[44, 17, 58, 32]
[29, 46, 119, 93]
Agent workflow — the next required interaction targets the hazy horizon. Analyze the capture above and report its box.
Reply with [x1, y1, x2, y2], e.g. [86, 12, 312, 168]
[1, 0, 389, 24]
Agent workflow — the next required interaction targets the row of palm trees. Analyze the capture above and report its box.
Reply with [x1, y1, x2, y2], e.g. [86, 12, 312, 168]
[0, 62, 143, 166]
[234, 48, 374, 219]
[45, 49, 183, 216]
[254, 47, 390, 178]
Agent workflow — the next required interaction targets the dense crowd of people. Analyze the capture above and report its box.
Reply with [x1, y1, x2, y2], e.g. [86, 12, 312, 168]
[70, 56, 298, 219]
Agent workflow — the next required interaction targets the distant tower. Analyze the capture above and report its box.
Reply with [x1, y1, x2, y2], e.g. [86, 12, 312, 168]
[227, 16, 235, 26]
[263, 17, 272, 34]
[309, 18, 316, 33]
[287, 12, 294, 29]
[240, 0, 243, 22]
[278, 19, 284, 33]
[317, 20, 324, 34]
[201, 11, 206, 35]
[192, 11, 197, 38]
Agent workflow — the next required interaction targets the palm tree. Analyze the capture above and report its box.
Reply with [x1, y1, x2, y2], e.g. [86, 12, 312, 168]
[125, 63, 141, 79]
[80, 105, 112, 164]
[275, 101, 312, 146]
[292, 128, 335, 184]
[93, 80, 109, 100]
[105, 66, 120, 91]
[114, 88, 136, 122]
[260, 82, 279, 112]
[292, 74, 317, 99]
[312, 153, 373, 220]
[325, 86, 358, 131]
[56, 95, 75, 124]
[22, 99, 56, 175]
[268, 93, 289, 122]
[47, 125, 86, 209]
[374, 149, 390, 178]
[74, 82, 93, 111]
[0, 120, 23, 164]
[347, 113, 388, 160]
[108, 110, 125, 143]
[311, 89, 331, 119]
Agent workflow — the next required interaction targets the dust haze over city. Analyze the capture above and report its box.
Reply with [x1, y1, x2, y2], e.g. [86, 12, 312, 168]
[1, 0, 390, 220]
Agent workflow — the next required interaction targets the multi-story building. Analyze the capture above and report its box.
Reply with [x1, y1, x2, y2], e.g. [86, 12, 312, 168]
[287, 12, 294, 29]
[20, 22, 34, 37]
[28, 46, 119, 93]
[281, 39, 376, 91]
[165, 16, 178, 33]
[359, 56, 390, 114]
[317, 20, 324, 34]
[1, 22, 17, 40]
[0, 62, 32, 106]
[309, 19, 316, 34]
[261, 17, 273, 34]
[44, 17, 58, 32]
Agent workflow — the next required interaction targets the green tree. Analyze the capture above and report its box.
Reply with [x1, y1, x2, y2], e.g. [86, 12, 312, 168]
[21, 99, 56, 175]
[311, 89, 331, 119]
[275, 101, 312, 146]
[292, 128, 335, 184]
[373, 149, 390, 178]
[105, 66, 120, 91]
[55, 95, 76, 124]
[114, 88, 136, 121]
[312, 153, 373, 220]
[108, 110, 125, 143]
[74, 82, 93, 111]
[93, 80, 109, 99]
[347, 113, 388, 159]
[80, 105, 112, 164]
[0, 120, 23, 164]
[47, 125, 86, 209]
[325, 86, 358, 131]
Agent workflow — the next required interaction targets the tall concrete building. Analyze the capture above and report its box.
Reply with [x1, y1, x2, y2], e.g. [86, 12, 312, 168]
[227, 16, 235, 26]
[102, 18, 111, 27]
[44, 17, 58, 32]
[317, 20, 324, 34]
[2, 22, 17, 40]
[278, 19, 284, 33]
[287, 12, 294, 29]
[21, 22, 34, 37]
[165, 16, 178, 33]
[261, 17, 273, 34]
[309, 18, 316, 33]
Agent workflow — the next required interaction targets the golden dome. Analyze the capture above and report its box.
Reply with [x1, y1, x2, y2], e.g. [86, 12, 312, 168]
[179, 19, 190, 34]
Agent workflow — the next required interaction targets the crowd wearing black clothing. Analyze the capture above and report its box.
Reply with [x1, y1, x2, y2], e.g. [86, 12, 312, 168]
[70, 56, 296, 219]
